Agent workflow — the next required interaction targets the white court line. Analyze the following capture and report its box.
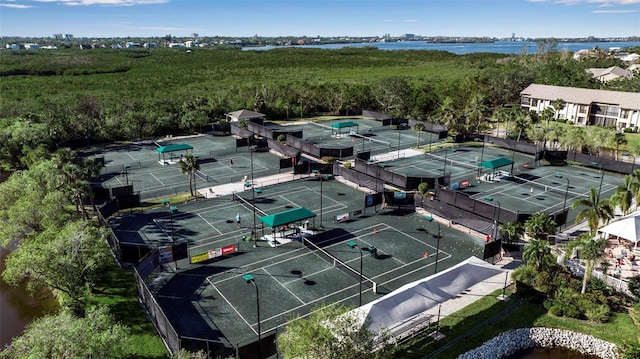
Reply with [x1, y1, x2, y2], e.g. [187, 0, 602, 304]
[198, 213, 223, 236]
[263, 268, 306, 304]
[207, 277, 258, 336]
[149, 172, 165, 186]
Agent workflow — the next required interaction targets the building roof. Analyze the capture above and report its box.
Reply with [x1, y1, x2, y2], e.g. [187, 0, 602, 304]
[156, 144, 193, 153]
[226, 109, 265, 120]
[521, 84, 640, 110]
[587, 66, 633, 81]
[259, 207, 316, 228]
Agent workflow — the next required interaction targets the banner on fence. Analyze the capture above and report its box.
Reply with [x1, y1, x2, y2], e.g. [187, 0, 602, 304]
[159, 246, 174, 264]
[190, 244, 238, 264]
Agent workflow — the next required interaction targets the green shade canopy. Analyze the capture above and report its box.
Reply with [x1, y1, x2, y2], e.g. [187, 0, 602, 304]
[331, 121, 359, 129]
[156, 144, 193, 153]
[477, 157, 514, 169]
[259, 207, 316, 228]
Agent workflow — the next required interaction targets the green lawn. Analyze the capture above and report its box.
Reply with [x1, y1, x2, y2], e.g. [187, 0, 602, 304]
[395, 290, 640, 359]
[89, 260, 168, 359]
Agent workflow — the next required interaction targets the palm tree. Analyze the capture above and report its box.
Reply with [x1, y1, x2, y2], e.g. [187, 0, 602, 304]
[524, 212, 556, 241]
[512, 111, 531, 142]
[413, 122, 425, 149]
[523, 238, 553, 270]
[178, 154, 200, 197]
[572, 187, 613, 234]
[613, 132, 628, 161]
[566, 233, 606, 294]
[610, 175, 635, 215]
[500, 221, 524, 245]
[551, 98, 566, 121]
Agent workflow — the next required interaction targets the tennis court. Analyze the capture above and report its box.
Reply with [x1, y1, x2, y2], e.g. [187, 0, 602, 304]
[90, 135, 284, 200]
[139, 178, 484, 348]
[282, 118, 438, 156]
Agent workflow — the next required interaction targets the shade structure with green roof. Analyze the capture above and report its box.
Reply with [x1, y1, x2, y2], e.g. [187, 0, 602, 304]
[331, 121, 359, 136]
[477, 157, 514, 170]
[156, 143, 194, 163]
[259, 207, 316, 228]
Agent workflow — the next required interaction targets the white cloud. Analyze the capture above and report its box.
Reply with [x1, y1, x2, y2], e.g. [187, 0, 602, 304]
[0, 3, 33, 8]
[32, 0, 168, 5]
[593, 8, 638, 12]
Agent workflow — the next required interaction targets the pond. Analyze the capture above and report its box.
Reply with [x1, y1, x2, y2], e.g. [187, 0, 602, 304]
[508, 347, 602, 359]
[0, 246, 59, 348]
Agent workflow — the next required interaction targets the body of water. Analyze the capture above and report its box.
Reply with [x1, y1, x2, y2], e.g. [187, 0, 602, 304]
[243, 40, 640, 55]
[508, 347, 602, 359]
[0, 246, 58, 348]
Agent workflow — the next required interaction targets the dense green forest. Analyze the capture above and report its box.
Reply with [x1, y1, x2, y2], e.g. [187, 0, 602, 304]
[0, 46, 638, 172]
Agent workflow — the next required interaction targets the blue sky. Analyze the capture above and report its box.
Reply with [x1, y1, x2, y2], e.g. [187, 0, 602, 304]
[0, 0, 639, 38]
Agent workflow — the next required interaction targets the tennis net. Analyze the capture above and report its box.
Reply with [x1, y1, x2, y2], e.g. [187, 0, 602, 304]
[508, 176, 586, 198]
[305, 239, 377, 293]
[426, 152, 478, 172]
[350, 133, 391, 147]
[232, 193, 268, 216]
[195, 170, 209, 182]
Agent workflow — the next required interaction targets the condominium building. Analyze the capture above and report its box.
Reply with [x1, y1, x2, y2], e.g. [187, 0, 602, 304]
[520, 84, 640, 130]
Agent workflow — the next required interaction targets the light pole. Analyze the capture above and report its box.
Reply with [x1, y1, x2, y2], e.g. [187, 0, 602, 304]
[346, 240, 363, 307]
[242, 274, 261, 359]
[591, 162, 605, 200]
[164, 199, 178, 269]
[442, 147, 448, 180]
[312, 170, 323, 227]
[478, 135, 486, 177]
[397, 124, 402, 159]
[556, 174, 570, 230]
[123, 163, 130, 185]
[426, 217, 441, 274]
[249, 141, 257, 246]
[493, 201, 501, 240]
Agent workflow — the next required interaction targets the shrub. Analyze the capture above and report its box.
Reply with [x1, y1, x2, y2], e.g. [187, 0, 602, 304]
[343, 162, 352, 169]
[321, 156, 336, 163]
[417, 182, 429, 195]
[628, 275, 640, 299]
[584, 303, 610, 323]
[277, 134, 286, 142]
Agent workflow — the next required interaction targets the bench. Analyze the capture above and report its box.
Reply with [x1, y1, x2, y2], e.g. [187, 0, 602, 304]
[424, 215, 433, 221]
[484, 196, 494, 201]
[254, 188, 262, 194]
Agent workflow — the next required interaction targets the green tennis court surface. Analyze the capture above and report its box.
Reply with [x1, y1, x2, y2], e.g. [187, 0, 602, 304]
[130, 178, 484, 347]
[87, 135, 285, 200]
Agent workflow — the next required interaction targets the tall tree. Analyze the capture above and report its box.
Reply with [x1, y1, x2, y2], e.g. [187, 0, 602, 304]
[572, 187, 613, 234]
[566, 234, 607, 294]
[522, 239, 553, 271]
[178, 153, 200, 197]
[276, 304, 392, 359]
[500, 221, 524, 245]
[1, 306, 129, 359]
[610, 175, 635, 215]
[613, 132, 628, 161]
[413, 121, 425, 148]
[524, 212, 556, 241]
[2, 221, 111, 315]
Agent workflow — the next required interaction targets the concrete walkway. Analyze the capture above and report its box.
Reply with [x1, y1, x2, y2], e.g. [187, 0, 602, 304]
[196, 171, 305, 199]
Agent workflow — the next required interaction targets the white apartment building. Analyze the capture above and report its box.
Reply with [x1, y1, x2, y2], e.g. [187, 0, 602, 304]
[520, 84, 640, 130]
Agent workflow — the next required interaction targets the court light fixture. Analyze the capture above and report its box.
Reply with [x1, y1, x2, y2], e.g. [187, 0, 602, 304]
[242, 273, 261, 359]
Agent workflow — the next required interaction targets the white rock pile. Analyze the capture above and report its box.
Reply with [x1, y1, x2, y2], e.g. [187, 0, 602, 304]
[457, 327, 619, 359]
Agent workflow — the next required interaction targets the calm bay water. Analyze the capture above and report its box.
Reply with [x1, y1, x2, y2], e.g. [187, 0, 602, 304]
[0, 246, 58, 348]
[243, 40, 640, 54]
